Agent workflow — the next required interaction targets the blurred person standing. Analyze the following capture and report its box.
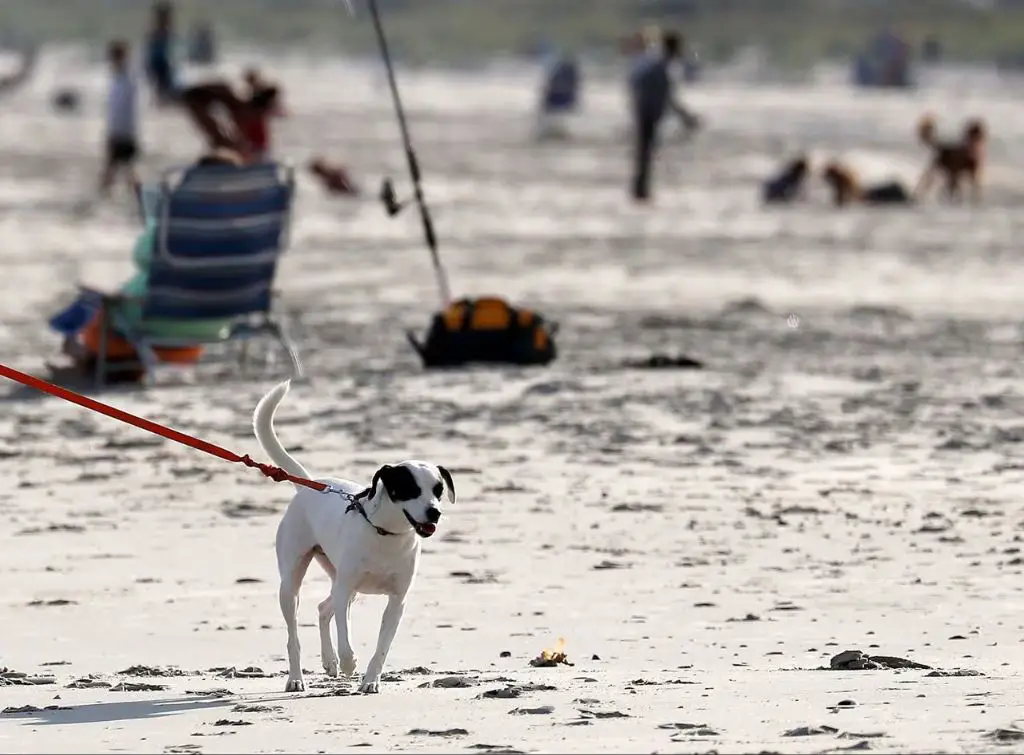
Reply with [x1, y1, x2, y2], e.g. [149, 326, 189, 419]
[627, 29, 683, 202]
[146, 1, 179, 105]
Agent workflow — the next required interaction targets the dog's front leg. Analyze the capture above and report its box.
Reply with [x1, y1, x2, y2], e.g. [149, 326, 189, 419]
[358, 593, 406, 694]
[332, 580, 358, 678]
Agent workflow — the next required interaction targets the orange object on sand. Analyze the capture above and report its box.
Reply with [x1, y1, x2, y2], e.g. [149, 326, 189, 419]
[81, 310, 204, 365]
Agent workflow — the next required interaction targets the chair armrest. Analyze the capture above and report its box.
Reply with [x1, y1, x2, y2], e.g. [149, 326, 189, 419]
[77, 283, 120, 301]
[75, 284, 143, 305]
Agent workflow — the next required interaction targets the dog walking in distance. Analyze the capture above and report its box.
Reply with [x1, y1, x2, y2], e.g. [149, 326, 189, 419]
[253, 381, 456, 694]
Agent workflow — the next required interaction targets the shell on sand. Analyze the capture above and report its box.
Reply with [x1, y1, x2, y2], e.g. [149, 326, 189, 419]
[0, 48, 1022, 752]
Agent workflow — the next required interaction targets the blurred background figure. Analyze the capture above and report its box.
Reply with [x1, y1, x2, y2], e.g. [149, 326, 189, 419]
[145, 0, 180, 105]
[921, 34, 943, 64]
[627, 28, 684, 202]
[308, 156, 360, 197]
[179, 71, 284, 162]
[852, 26, 914, 89]
[534, 48, 581, 140]
[762, 154, 810, 205]
[0, 40, 36, 98]
[822, 160, 912, 206]
[98, 39, 141, 203]
[186, 19, 217, 66]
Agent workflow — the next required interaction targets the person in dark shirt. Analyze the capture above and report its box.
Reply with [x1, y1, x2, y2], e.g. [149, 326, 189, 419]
[628, 29, 683, 202]
[145, 1, 179, 105]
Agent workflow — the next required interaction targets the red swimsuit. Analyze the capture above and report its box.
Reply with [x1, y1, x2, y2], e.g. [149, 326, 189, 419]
[238, 114, 270, 162]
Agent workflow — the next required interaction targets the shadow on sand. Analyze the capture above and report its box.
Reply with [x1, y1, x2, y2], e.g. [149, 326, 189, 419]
[0, 365, 144, 404]
[7, 692, 298, 726]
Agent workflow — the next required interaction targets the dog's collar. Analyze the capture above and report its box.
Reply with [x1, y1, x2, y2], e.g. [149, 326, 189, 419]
[345, 499, 398, 537]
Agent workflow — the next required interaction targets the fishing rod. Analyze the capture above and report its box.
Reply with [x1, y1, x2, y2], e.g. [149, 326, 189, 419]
[352, 0, 452, 308]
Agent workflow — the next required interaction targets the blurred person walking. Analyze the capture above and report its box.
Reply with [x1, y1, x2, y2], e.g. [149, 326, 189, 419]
[98, 40, 141, 203]
[627, 29, 684, 202]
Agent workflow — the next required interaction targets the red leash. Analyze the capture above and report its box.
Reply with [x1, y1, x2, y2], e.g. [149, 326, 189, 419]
[0, 363, 328, 493]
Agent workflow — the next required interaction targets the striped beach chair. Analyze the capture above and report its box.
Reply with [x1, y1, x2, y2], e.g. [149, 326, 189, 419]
[93, 161, 301, 386]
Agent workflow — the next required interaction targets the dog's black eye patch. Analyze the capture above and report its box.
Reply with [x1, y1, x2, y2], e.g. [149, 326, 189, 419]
[432, 482, 443, 499]
[373, 464, 422, 502]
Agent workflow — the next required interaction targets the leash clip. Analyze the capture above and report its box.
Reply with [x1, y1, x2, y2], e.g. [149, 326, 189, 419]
[320, 483, 353, 501]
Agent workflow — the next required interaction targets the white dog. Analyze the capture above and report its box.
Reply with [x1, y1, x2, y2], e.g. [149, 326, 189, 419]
[253, 380, 455, 694]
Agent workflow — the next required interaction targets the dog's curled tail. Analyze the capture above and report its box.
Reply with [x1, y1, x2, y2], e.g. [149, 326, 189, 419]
[253, 380, 312, 487]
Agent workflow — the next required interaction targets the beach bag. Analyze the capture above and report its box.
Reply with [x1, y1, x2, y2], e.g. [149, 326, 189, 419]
[407, 296, 557, 368]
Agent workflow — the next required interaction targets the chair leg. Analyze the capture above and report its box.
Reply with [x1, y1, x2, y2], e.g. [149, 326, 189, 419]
[95, 309, 110, 390]
[135, 340, 161, 385]
[238, 339, 252, 373]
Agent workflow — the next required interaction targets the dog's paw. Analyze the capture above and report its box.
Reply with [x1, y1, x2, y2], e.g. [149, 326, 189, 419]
[358, 675, 380, 694]
[284, 678, 305, 692]
[339, 653, 358, 677]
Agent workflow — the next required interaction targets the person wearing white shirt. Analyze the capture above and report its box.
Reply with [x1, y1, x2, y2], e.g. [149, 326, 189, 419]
[100, 40, 141, 200]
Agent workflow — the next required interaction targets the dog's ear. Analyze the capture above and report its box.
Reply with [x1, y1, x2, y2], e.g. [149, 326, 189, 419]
[371, 464, 421, 503]
[438, 466, 456, 505]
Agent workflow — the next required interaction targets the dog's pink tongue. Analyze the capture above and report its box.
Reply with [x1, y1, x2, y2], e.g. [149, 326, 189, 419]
[421, 523, 436, 536]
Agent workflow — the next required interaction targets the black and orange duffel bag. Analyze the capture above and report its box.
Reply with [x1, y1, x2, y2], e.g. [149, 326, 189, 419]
[407, 296, 558, 368]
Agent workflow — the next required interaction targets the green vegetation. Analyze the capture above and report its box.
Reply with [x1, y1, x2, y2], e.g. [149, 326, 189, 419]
[2, 0, 1024, 68]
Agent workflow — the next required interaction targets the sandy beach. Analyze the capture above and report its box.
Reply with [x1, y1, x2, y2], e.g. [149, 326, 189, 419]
[1, 47, 1023, 753]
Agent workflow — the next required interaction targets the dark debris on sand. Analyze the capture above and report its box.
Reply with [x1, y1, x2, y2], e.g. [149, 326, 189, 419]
[783, 725, 839, 737]
[826, 650, 931, 670]
[408, 728, 469, 737]
[419, 675, 478, 688]
[211, 666, 273, 679]
[478, 683, 557, 699]
[986, 723, 1024, 742]
[622, 353, 704, 370]
[110, 681, 169, 692]
[118, 665, 188, 677]
[825, 649, 984, 676]
[2, 704, 72, 715]
[232, 704, 283, 714]
[184, 688, 234, 698]
[0, 668, 56, 686]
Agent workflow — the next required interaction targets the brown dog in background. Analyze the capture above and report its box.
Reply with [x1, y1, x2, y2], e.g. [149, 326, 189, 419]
[821, 160, 911, 207]
[914, 115, 986, 203]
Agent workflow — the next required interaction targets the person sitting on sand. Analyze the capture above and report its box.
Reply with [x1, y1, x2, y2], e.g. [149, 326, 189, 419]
[180, 72, 285, 163]
[821, 160, 912, 207]
[238, 68, 287, 162]
[308, 156, 359, 196]
[762, 154, 809, 204]
[53, 148, 245, 383]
